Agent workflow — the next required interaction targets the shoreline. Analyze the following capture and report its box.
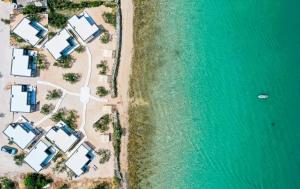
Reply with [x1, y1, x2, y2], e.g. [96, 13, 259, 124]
[117, 0, 134, 187]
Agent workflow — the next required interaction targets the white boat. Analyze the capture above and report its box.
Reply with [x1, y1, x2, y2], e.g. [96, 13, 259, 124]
[258, 94, 269, 99]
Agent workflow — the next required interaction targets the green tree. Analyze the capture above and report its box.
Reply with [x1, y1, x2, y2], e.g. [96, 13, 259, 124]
[40, 104, 55, 115]
[97, 149, 111, 164]
[100, 32, 110, 44]
[59, 183, 70, 189]
[14, 152, 25, 166]
[0, 177, 16, 189]
[46, 89, 63, 100]
[51, 108, 79, 130]
[22, 5, 45, 15]
[102, 12, 116, 27]
[54, 55, 74, 68]
[97, 61, 108, 75]
[93, 182, 110, 189]
[96, 86, 109, 97]
[75, 46, 85, 53]
[48, 12, 68, 28]
[63, 73, 81, 84]
[23, 173, 53, 189]
[93, 114, 110, 132]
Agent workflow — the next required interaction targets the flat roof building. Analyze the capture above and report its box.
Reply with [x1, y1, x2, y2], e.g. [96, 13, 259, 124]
[10, 85, 37, 113]
[45, 121, 80, 153]
[3, 116, 38, 149]
[68, 12, 99, 42]
[44, 29, 79, 60]
[11, 48, 37, 77]
[65, 143, 95, 176]
[24, 140, 56, 172]
[13, 17, 48, 46]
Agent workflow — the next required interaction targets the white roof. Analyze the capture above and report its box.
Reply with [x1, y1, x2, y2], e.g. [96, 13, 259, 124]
[44, 29, 79, 59]
[3, 117, 36, 149]
[24, 141, 56, 172]
[65, 144, 94, 176]
[11, 85, 34, 112]
[13, 18, 47, 46]
[68, 12, 99, 41]
[46, 121, 79, 152]
[11, 48, 36, 77]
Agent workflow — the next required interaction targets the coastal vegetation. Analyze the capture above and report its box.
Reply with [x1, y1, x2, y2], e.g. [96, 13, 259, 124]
[102, 12, 116, 27]
[96, 86, 109, 97]
[23, 173, 53, 189]
[51, 108, 79, 129]
[41, 104, 55, 115]
[128, 0, 158, 188]
[97, 60, 108, 75]
[63, 73, 81, 84]
[93, 114, 110, 132]
[0, 177, 16, 189]
[46, 89, 63, 100]
[13, 152, 25, 166]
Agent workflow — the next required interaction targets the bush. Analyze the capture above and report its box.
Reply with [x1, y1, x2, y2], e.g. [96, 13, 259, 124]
[102, 12, 116, 27]
[93, 182, 110, 189]
[37, 54, 49, 70]
[97, 61, 108, 75]
[112, 115, 122, 157]
[100, 32, 110, 44]
[46, 89, 63, 100]
[96, 86, 109, 97]
[48, 0, 103, 10]
[93, 114, 110, 132]
[97, 149, 111, 164]
[14, 153, 25, 166]
[1, 18, 10, 24]
[0, 177, 16, 189]
[54, 55, 74, 68]
[75, 45, 85, 53]
[48, 12, 68, 28]
[40, 104, 55, 115]
[28, 14, 41, 22]
[11, 33, 25, 43]
[51, 108, 79, 130]
[23, 173, 53, 189]
[22, 5, 45, 15]
[59, 183, 70, 189]
[48, 31, 57, 39]
[63, 73, 81, 84]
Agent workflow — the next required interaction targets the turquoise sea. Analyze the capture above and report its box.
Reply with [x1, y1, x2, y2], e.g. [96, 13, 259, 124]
[142, 0, 300, 188]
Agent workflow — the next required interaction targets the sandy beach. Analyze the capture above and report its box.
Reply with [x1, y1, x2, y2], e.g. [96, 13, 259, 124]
[117, 0, 134, 184]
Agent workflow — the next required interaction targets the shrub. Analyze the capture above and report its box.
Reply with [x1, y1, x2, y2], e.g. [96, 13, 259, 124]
[100, 32, 110, 44]
[48, 12, 68, 28]
[59, 183, 70, 189]
[0, 177, 16, 189]
[102, 12, 116, 27]
[75, 45, 85, 53]
[97, 149, 111, 164]
[23, 173, 53, 189]
[46, 89, 63, 100]
[37, 54, 49, 70]
[22, 5, 44, 15]
[51, 108, 78, 130]
[28, 14, 41, 22]
[48, 0, 103, 10]
[1, 18, 10, 24]
[54, 55, 74, 68]
[97, 61, 108, 75]
[93, 114, 110, 132]
[40, 104, 55, 115]
[112, 116, 122, 157]
[96, 86, 109, 97]
[13, 152, 25, 166]
[93, 182, 110, 189]
[63, 73, 81, 84]
[48, 31, 57, 39]
[11, 33, 25, 43]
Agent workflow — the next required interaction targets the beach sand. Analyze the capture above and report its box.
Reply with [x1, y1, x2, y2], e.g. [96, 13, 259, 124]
[117, 0, 134, 184]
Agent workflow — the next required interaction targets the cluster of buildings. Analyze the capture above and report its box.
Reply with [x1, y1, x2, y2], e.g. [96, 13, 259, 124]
[4, 12, 102, 176]
[3, 117, 94, 176]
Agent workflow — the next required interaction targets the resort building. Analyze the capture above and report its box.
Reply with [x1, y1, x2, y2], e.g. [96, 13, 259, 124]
[10, 85, 36, 113]
[3, 116, 38, 149]
[44, 29, 79, 60]
[65, 143, 95, 176]
[45, 121, 80, 153]
[11, 48, 37, 77]
[68, 12, 100, 42]
[13, 17, 48, 46]
[24, 140, 56, 172]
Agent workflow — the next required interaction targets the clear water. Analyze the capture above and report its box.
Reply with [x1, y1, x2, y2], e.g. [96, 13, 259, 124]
[143, 0, 300, 188]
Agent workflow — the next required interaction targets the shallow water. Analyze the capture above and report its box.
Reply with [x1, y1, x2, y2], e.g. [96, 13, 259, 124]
[140, 0, 300, 188]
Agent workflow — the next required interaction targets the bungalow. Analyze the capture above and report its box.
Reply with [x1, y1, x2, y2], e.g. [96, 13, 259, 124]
[44, 29, 79, 60]
[13, 17, 48, 46]
[3, 116, 38, 149]
[45, 121, 80, 153]
[24, 140, 56, 172]
[65, 143, 95, 176]
[68, 12, 100, 42]
[11, 48, 37, 77]
[10, 85, 37, 113]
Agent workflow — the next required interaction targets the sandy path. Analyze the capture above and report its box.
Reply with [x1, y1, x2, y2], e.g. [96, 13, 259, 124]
[118, 0, 134, 183]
